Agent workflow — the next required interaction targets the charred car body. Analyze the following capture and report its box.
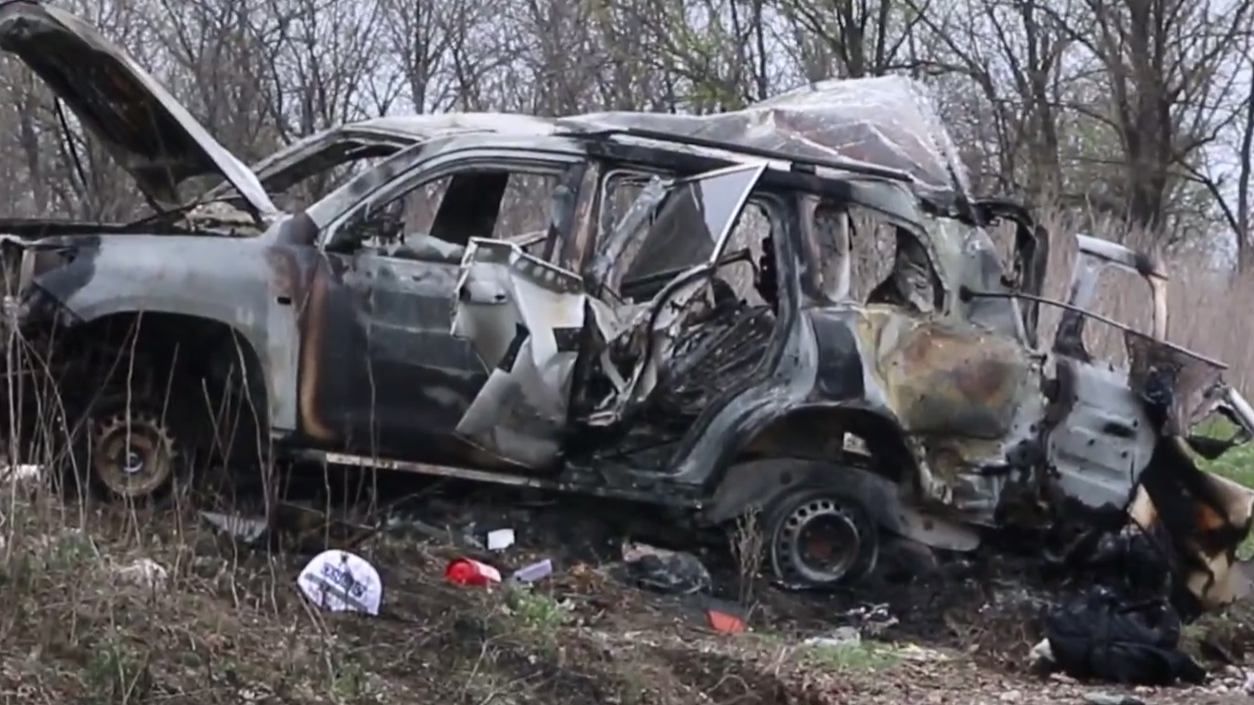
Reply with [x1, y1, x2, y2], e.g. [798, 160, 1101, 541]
[1, 0, 1252, 615]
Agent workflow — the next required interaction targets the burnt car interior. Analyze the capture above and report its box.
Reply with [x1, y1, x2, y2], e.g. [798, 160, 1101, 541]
[576, 183, 785, 463]
[338, 167, 569, 263]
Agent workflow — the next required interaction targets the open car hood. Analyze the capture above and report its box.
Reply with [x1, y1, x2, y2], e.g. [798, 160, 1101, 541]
[0, 1, 277, 217]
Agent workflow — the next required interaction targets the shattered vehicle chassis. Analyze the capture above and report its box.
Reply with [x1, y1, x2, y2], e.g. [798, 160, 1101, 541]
[0, 0, 1252, 616]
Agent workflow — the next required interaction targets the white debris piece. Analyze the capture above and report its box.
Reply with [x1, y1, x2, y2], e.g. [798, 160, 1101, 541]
[2, 464, 42, 483]
[487, 528, 515, 551]
[804, 626, 861, 649]
[896, 643, 951, 662]
[298, 550, 382, 616]
[1028, 637, 1055, 671]
[510, 558, 553, 584]
[1083, 692, 1145, 705]
[200, 510, 268, 544]
[114, 558, 169, 591]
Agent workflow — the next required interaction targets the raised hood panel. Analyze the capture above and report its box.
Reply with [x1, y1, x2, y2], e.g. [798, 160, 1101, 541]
[0, 1, 276, 217]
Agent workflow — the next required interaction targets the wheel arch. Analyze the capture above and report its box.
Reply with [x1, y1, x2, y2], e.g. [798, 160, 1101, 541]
[700, 404, 982, 552]
[54, 309, 273, 455]
[22, 234, 295, 432]
[700, 404, 935, 532]
[703, 456, 903, 529]
[703, 404, 918, 509]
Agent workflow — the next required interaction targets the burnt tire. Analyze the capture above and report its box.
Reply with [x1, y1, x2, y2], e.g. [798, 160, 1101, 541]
[764, 486, 879, 589]
[61, 391, 190, 504]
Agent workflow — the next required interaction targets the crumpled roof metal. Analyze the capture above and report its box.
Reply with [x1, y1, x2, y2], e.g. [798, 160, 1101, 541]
[312, 77, 969, 198]
[557, 76, 969, 196]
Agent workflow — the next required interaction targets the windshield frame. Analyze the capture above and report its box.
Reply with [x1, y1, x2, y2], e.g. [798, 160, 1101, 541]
[587, 161, 768, 297]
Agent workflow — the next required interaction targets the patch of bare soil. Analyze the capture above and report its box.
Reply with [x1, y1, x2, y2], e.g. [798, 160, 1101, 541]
[1, 483, 1252, 704]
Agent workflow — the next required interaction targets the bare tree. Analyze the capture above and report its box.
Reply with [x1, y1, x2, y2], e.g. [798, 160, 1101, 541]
[1046, 0, 1252, 233]
[910, 0, 1072, 201]
[777, 0, 928, 79]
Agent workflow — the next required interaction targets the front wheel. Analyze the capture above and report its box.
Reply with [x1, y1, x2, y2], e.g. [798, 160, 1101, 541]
[764, 486, 879, 589]
[63, 392, 190, 504]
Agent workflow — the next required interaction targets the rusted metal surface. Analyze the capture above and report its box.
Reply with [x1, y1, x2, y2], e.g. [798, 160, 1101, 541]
[874, 318, 1033, 439]
[1125, 333, 1227, 436]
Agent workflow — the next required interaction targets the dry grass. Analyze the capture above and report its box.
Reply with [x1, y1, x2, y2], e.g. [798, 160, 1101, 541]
[0, 486, 930, 705]
[729, 509, 765, 607]
[3, 208, 1254, 704]
[1018, 209, 1249, 387]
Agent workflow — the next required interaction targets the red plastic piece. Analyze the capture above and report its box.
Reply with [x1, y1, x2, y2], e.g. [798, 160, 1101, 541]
[445, 558, 502, 586]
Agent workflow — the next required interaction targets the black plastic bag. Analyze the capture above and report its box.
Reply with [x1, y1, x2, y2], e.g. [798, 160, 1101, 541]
[1044, 587, 1205, 685]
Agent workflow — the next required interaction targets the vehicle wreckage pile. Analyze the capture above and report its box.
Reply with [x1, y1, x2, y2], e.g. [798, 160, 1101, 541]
[1, 0, 1254, 693]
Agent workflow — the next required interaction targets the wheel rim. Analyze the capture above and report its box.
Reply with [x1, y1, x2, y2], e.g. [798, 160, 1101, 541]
[93, 410, 178, 499]
[774, 496, 863, 585]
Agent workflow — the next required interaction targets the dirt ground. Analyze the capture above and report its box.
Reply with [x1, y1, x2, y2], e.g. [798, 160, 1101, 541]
[1, 476, 1252, 705]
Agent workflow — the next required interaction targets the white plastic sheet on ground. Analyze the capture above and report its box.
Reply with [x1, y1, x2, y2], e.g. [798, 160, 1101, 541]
[297, 550, 383, 616]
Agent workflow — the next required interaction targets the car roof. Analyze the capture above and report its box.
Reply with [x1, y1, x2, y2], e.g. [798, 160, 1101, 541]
[341, 113, 562, 141]
[313, 114, 917, 187]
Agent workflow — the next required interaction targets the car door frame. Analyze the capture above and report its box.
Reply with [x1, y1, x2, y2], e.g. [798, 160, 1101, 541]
[291, 139, 594, 459]
[446, 162, 769, 468]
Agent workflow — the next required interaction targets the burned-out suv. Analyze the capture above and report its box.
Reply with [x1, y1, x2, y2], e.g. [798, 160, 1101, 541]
[2, 1, 1252, 613]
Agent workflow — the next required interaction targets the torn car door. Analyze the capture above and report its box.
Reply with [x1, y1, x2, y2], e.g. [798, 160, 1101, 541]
[451, 240, 590, 468]
[1045, 235, 1167, 511]
[450, 163, 767, 468]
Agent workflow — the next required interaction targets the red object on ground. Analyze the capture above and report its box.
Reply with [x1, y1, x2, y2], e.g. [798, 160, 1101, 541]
[707, 609, 746, 634]
[445, 558, 502, 586]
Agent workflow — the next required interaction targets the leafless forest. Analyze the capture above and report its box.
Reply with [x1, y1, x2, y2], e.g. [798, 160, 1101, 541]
[1, 0, 1253, 374]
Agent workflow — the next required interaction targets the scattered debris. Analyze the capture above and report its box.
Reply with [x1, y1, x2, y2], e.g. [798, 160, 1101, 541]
[1, 464, 41, 483]
[1028, 637, 1055, 673]
[445, 557, 503, 587]
[201, 503, 377, 552]
[1044, 586, 1205, 685]
[844, 603, 898, 636]
[622, 542, 711, 595]
[706, 608, 747, 635]
[874, 536, 939, 581]
[1082, 692, 1146, 705]
[804, 626, 862, 649]
[113, 558, 169, 591]
[200, 510, 268, 544]
[895, 643, 951, 663]
[297, 550, 383, 616]
[386, 513, 485, 550]
[487, 528, 515, 551]
[696, 596, 749, 635]
[510, 558, 553, 584]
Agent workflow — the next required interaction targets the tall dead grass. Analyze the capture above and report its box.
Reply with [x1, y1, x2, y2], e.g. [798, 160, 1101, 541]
[1021, 208, 1253, 394]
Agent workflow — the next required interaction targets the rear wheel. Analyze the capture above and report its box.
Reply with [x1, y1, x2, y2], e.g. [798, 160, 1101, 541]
[764, 486, 879, 589]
